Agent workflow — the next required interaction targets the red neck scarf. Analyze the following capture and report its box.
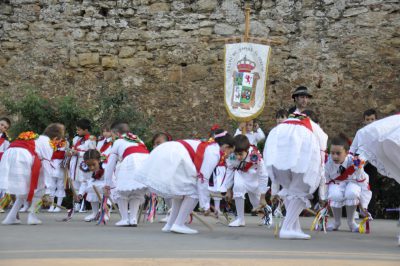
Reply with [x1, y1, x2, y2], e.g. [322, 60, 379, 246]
[283, 117, 313, 132]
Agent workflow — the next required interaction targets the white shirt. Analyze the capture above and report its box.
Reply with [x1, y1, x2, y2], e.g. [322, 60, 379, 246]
[234, 128, 266, 146]
[221, 146, 269, 193]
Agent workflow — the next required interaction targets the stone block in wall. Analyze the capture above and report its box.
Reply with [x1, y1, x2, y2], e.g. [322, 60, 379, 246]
[214, 23, 236, 36]
[195, 0, 218, 12]
[343, 7, 369, 17]
[119, 28, 140, 40]
[29, 22, 55, 39]
[149, 3, 170, 13]
[102, 56, 118, 68]
[183, 64, 209, 82]
[78, 53, 100, 66]
[119, 46, 136, 58]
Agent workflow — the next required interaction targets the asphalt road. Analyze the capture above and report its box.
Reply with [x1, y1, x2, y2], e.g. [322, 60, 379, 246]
[0, 212, 399, 266]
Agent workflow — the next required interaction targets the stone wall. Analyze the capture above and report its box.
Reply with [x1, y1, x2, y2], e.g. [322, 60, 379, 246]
[0, 0, 399, 138]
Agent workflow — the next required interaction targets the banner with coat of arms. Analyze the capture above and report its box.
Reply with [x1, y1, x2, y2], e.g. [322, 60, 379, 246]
[224, 42, 271, 121]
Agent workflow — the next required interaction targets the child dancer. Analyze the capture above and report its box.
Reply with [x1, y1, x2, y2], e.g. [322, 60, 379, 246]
[47, 138, 68, 212]
[0, 117, 11, 160]
[208, 149, 227, 216]
[135, 129, 234, 234]
[104, 122, 149, 227]
[82, 149, 106, 222]
[221, 135, 269, 227]
[350, 114, 400, 245]
[324, 134, 371, 232]
[67, 119, 96, 212]
[151, 132, 172, 223]
[235, 120, 265, 146]
[96, 126, 113, 164]
[0, 118, 11, 212]
[264, 113, 328, 239]
[0, 124, 65, 225]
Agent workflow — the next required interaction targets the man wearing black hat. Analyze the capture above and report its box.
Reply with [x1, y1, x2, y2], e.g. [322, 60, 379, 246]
[288, 86, 313, 114]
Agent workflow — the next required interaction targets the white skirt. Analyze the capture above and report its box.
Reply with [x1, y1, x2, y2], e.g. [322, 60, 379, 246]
[265, 123, 322, 193]
[357, 115, 400, 182]
[208, 166, 226, 193]
[115, 153, 148, 192]
[135, 142, 198, 198]
[0, 148, 35, 195]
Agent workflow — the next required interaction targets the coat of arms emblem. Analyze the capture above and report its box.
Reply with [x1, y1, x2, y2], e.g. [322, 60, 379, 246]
[231, 56, 260, 110]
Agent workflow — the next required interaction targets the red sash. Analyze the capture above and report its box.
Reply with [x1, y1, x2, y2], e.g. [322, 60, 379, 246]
[177, 140, 216, 173]
[284, 118, 313, 132]
[9, 140, 42, 202]
[176, 140, 196, 163]
[51, 150, 65, 160]
[193, 141, 215, 172]
[100, 140, 112, 153]
[334, 166, 356, 182]
[0, 153, 3, 161]
[73, 134, 90, 151]
[122, 144, 149, 160]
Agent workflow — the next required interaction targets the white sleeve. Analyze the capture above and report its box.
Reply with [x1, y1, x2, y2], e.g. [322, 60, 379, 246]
[255, 128, 266, 143]
[349, 132, 360, 155]
[38, 140, 54, 182]
[104, 144, 119, 186]
[234, 128, 242, 136]
[199, 148, 220, 181]
[220, 162, 235, 192]
[256, 159, 269, 193]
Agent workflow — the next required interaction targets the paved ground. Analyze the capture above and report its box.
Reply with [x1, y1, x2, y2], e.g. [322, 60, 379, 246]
[0, 212, 399, 266]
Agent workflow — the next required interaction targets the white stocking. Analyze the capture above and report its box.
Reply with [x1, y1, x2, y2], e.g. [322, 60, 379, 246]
[166, 197, 183, 228]
[174, 196, 198, 227]
[234, 197, 245, 221]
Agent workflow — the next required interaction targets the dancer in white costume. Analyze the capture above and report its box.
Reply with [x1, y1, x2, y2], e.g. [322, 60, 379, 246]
[0, 124, 65, 225]
[104, 122, 149, 227]
[207, 151, 227, 216]
[264, 113, 328, 239]
[324, 134, 371, 232]
[150, 132, 173, 223]
[67, 119, 96, 212]
[46, 139, 68, 213]
[350, 114, 400, 245]
[221, 135, 269, 227]
[82, 149, 106, 222]
[135, 129, 234, 234]
[0, 117, 11, 210]
[0, 117, 11, 161]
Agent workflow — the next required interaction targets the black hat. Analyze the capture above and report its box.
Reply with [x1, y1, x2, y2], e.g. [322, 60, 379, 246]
[292, 86, 313, 99]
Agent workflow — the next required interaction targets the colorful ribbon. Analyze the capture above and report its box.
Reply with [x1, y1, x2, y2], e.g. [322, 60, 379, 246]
[310, 205, 329, 233]
[146, 193, 158, 223]
[273, 202, 284, 238]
